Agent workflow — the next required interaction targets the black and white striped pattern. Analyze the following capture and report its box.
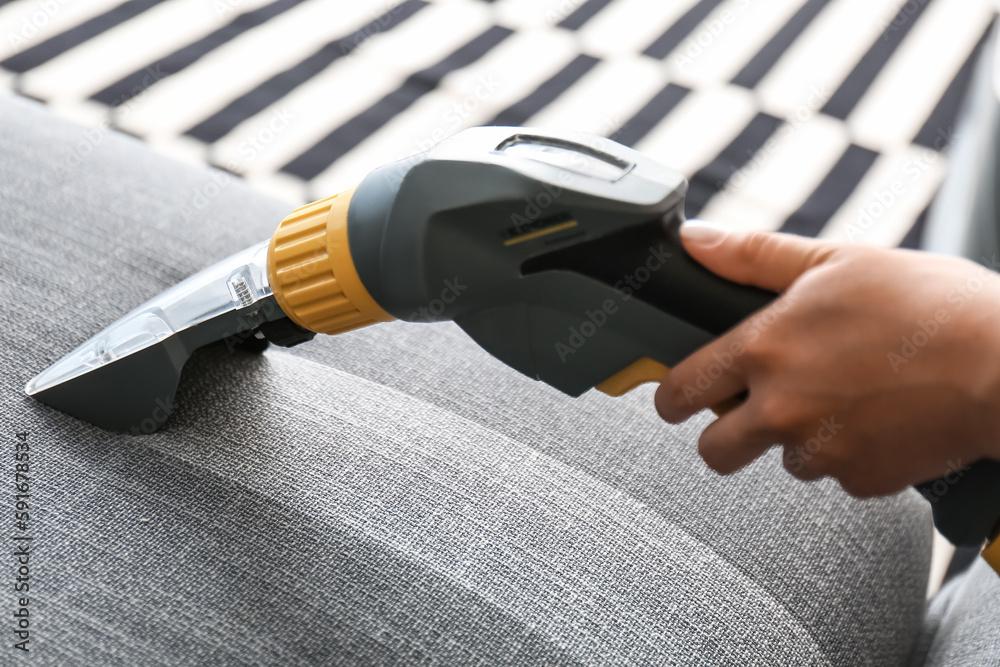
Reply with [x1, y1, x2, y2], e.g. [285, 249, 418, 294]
[0, 0, 993, 246]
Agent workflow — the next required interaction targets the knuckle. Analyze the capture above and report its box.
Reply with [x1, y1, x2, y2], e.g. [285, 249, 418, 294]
[802, 243, 840, 270]
[781, 445, 823, 480]
[837, 473, 881, 498]
[756, 397, 799, 434]
[739, 332, 771, 366]
[785, 465, 818, 482]
[780, 448, 804, 476]
[738, 230, 775, 266]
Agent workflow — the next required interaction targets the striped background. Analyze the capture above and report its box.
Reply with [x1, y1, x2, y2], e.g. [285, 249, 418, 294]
[0, 0, 995, 247]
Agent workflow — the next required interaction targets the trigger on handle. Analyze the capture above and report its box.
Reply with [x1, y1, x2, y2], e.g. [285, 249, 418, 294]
[595, 357, 743, 417]
[595, 357, 670, 397]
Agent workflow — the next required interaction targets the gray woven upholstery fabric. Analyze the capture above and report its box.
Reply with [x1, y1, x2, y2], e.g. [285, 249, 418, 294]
[1, 93, 936, 666]
[910, 559, 1000, 666]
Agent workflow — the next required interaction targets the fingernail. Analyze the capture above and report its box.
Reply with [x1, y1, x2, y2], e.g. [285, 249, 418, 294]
[680, 220, 730, 248]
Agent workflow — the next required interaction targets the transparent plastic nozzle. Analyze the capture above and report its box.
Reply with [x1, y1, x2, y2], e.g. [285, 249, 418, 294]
[25, 241, 287, 432]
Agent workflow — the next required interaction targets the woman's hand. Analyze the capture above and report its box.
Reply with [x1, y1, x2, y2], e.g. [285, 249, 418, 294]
[654, 221, 1000, 497]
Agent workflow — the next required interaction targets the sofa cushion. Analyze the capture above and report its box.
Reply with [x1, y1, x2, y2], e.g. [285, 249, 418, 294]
[1, 93, 932, 666]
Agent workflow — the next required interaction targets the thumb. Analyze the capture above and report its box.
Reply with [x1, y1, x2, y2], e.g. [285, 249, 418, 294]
[679, 220, 839, 291]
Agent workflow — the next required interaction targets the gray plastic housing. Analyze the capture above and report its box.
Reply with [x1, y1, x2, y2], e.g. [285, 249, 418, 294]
[347, 127, 773, 396]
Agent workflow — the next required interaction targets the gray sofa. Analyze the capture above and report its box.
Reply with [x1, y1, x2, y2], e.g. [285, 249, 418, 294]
[1, 93, 997, 666]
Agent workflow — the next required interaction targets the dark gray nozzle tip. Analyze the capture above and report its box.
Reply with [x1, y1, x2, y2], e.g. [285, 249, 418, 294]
[28, 340, 188, 434]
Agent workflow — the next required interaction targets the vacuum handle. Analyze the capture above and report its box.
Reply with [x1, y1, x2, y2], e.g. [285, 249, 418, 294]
[661, 219, 1000, 547]
[664, 220, 1000, 548]
[573, 216, 1000, 548]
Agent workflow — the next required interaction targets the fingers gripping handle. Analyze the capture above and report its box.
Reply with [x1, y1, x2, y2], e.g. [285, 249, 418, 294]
[587, 217, 1000, 560]
[578, 215, 772, 399]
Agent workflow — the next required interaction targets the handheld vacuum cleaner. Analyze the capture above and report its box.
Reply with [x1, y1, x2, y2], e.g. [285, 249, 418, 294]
[24, 127, 1000, 572]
